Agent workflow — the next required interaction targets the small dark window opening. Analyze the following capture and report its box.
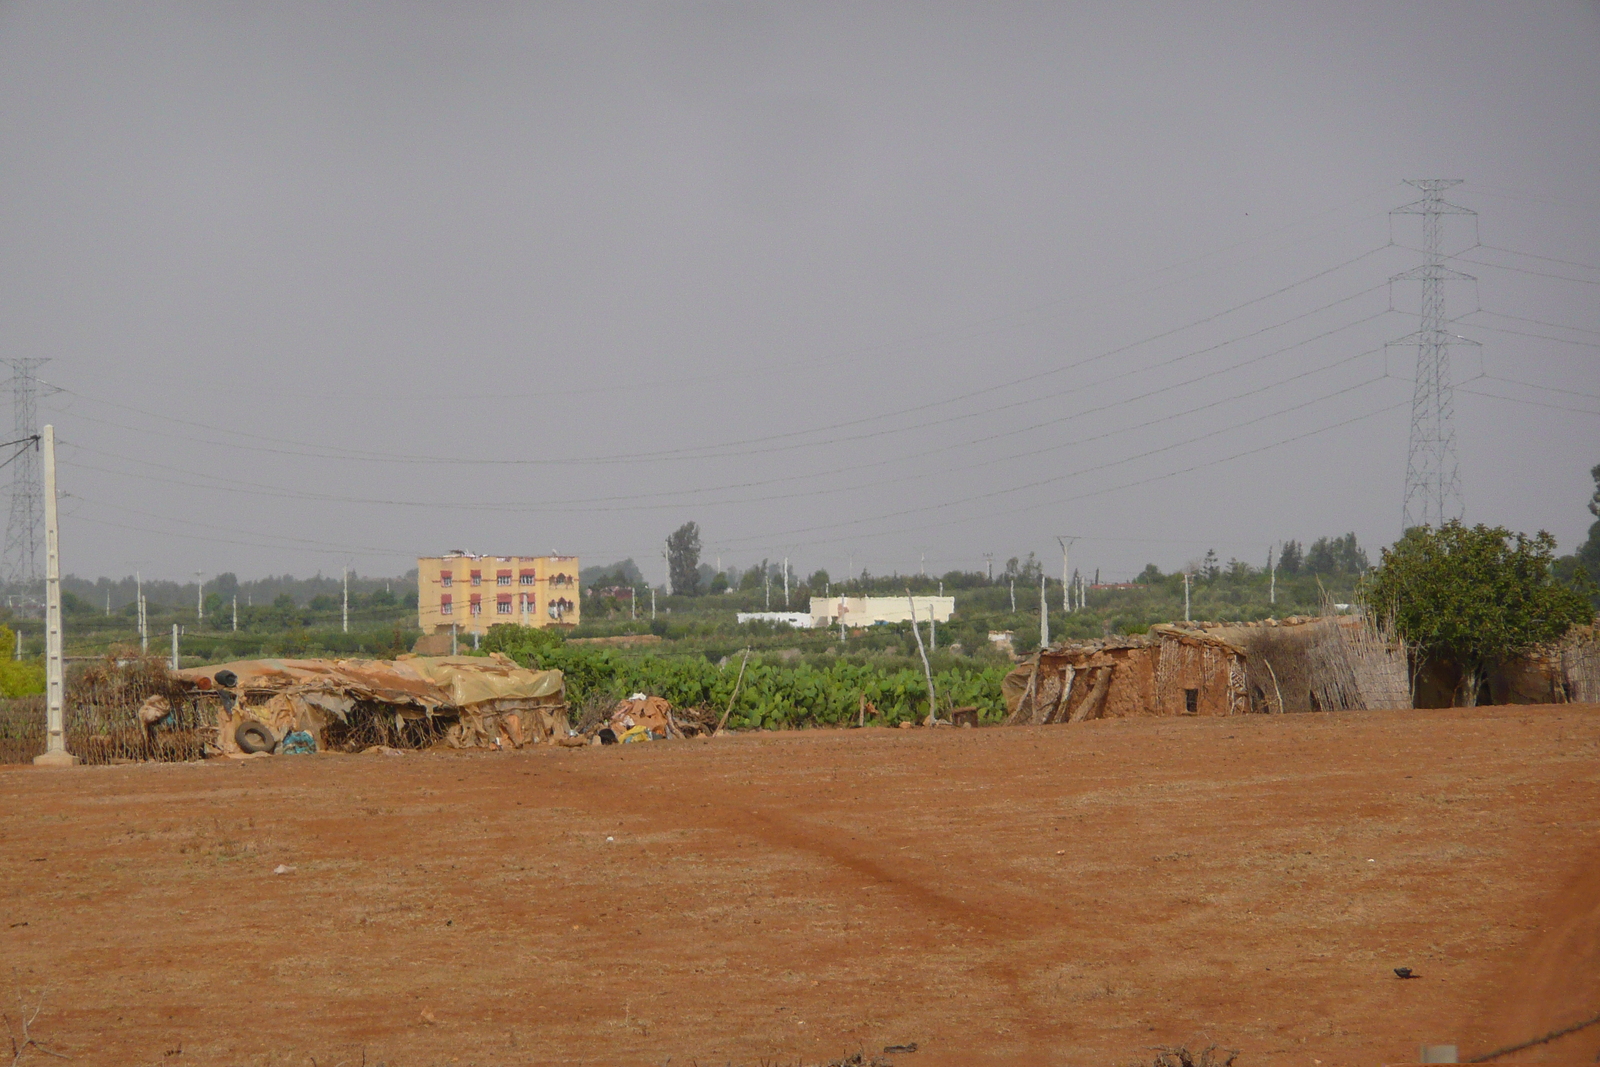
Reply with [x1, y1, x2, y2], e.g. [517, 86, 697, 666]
[1184, 688, 1198, 714]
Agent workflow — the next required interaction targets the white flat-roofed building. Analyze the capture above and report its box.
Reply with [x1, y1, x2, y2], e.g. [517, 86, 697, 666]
[810, 596, 954, 628]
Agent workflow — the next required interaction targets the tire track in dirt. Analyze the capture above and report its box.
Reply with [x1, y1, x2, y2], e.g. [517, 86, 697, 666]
[541, 748, 1070, 1057]
[1463, 842, 1600, 1061]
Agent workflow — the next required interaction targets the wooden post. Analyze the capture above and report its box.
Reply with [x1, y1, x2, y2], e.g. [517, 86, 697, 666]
[715, 647, 751, 735]
[907, 592, 939, 725]
[1042, 664, 1075, 725]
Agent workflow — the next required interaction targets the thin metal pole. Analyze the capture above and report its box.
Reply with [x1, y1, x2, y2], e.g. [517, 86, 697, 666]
[35, 425, 73, 764]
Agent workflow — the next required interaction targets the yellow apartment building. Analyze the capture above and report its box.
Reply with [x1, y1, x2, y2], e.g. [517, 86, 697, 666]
[416, 552, 580, 636]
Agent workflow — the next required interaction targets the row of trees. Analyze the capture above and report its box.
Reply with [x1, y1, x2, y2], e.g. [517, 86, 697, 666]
[657, 521, 1381, 599]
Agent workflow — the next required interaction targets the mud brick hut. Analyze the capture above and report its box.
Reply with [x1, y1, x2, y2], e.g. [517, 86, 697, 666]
[172, 653, 566, 755]
[1002, 624, 1247, 725]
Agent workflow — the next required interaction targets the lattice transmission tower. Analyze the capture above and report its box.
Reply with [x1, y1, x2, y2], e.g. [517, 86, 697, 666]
[1390, 179, 1478, 531]
[3, 358, 48, 613]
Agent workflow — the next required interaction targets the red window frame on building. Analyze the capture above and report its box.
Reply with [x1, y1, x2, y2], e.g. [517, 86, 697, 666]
[519, 570, 535, 585]
[440, 594, 453, 615]
[496, 570, 512, 586]
[496, 594, 512, 614]
[440, 570, 453, 587]
[469, 593, 482, 616]
[470, 570, 482, 586]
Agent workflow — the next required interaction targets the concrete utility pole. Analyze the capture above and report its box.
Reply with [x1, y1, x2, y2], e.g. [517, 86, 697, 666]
[1268, 544, 1278, 607]
[1009, 579, 1015, 613]
[651, 586, 656, 620]
[136, 570, 146, 655]
[984, 553, 993, 582]
[451, 622, 458, 656]
[342, 568, 349, 633]
[232, 594, 238, 632]
[1039, 575, 1049, 650]
[34, 425, 74, 766]
[1183, 572, 1193, 623]
[171, 623, 180, 671]
[1056, 536, 1079, 613]
[195, 573, 204, 623]
[782, 557, 789, 608]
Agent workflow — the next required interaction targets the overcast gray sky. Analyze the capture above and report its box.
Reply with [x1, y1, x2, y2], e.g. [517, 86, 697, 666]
[2, 1, 1597, 586]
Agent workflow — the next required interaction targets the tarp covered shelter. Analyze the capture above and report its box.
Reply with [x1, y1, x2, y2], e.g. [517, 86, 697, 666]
[173, 653, 566, 754]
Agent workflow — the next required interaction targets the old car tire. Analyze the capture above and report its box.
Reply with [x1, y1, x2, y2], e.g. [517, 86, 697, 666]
[214, 669, 238, 688]
[235, 721, 276, 754]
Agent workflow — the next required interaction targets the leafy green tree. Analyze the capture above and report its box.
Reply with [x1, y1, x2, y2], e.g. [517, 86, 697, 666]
[1580, 463, 1600, 579]
[666, 521, 702, 596]
[1135, 563, 1163, 584]
[1277, 540, 1302, 575]
[1307, 533, 1367, 575]
[1364, 520, 1593, 705]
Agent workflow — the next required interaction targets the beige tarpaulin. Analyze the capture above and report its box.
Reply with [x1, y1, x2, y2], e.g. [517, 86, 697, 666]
[173, 653, 566, 754]
[403, 655, 565, 706]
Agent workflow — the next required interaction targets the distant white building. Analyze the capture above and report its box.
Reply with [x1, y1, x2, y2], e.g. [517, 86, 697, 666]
[736, 611, 815, 628]
[810, 596, 955, 628]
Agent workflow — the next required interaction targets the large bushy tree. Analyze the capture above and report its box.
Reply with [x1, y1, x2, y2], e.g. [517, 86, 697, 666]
[1306, 532, 1367, 575]
[1364, 520, 1592, 705]
[1580, 463, 1600, 580]
[666, 521, 703, 596]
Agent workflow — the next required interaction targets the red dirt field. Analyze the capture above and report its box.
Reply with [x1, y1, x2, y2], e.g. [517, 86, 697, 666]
[3, 705, 1599, 1067]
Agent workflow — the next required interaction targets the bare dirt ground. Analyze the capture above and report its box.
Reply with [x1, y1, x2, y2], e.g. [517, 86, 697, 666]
[3, 705, 1599, 1067]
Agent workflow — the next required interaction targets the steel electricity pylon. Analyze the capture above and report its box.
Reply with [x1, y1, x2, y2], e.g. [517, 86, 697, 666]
[2, 358, 47, 612]
[1390, 180, 1478, 531]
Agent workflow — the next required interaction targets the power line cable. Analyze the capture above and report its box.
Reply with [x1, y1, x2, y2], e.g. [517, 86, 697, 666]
[1469, 309, 1600, 338]
[44, 245, 1396, 470]
[1455, 388, 1600, 417]
[61, 351, 1390, 519]
[713, 376, 1394, 550]
[1459, 322, 1600, 350]
[1476, 243, 1600, 273]
[720, 398, 1410, 553]
[1453, 256, 1600, 286]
